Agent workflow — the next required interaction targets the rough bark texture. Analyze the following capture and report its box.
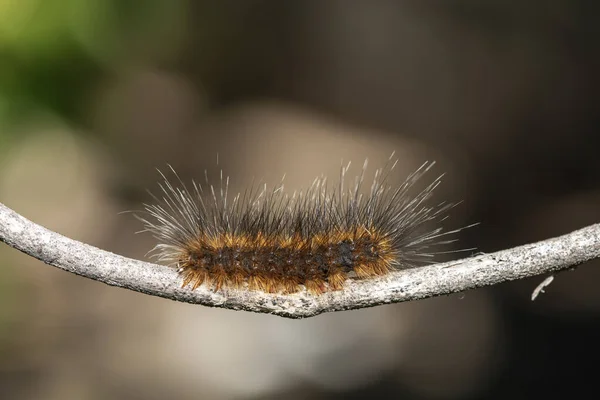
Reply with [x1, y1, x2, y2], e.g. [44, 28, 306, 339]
[1, 202, 599, 319]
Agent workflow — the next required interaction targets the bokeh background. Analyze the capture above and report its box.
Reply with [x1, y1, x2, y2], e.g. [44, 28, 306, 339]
[1, 1, 599, 399]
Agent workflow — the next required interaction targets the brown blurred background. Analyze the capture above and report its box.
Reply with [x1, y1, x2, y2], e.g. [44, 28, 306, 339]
[1, 1, 599, 399]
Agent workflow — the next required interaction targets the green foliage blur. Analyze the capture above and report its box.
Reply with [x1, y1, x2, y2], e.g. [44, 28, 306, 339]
[0, 0, 188, 149]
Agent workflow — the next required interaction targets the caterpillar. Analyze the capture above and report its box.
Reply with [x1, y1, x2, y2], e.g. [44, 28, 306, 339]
[136, 154, 470, 295]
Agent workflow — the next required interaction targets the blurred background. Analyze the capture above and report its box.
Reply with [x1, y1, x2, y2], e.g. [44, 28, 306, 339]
[0, 1, 599, 399]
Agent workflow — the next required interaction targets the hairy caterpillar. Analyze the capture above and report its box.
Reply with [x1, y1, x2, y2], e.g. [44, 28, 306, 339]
[136, 154, 471, 295]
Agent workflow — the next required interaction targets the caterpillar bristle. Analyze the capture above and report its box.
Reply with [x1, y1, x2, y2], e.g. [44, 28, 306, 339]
[328, 268, 347, 291]
[135, 155, 474, 295]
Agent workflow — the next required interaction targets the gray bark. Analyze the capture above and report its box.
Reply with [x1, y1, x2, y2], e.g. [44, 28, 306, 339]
[1, 202, 599, 319]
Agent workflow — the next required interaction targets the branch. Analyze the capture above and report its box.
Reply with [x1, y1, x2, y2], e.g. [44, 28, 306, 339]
[1, 201, 599, 319]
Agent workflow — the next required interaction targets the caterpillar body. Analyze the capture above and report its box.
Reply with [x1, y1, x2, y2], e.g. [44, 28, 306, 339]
[137, 155, 469, 295]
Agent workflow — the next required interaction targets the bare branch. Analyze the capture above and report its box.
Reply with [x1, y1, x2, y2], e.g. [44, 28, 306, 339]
[1, 201, 599, 319]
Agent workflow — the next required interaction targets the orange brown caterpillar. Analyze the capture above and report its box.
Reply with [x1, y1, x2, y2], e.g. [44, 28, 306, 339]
[136, 155, 467, 295]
